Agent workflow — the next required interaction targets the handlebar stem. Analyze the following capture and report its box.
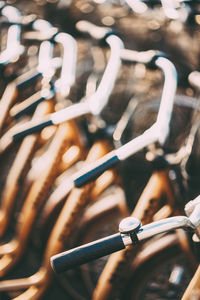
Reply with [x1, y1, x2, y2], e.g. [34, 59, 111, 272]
[50, 196, 200, 273]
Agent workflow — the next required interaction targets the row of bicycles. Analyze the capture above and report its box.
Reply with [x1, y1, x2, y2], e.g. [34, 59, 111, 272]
[1, 0, 200, 299]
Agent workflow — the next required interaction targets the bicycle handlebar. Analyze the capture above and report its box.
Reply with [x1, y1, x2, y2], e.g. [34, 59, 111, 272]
[51, 196, 200, 274]
[72, 55, 177, 188]
[51, 233, 125, 273]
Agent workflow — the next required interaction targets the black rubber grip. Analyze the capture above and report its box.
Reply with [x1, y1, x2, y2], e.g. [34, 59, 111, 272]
[51, 233, 125, 273]
[13, 95, 46, 119]
[12, 119, 53, 141]
[74, 152, 120, 188]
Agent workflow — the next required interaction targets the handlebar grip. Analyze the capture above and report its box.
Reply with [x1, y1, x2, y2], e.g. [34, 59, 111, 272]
[12, 117, 53, 141]
[51, 233, 125, 273]
[73, 152, 120, 188]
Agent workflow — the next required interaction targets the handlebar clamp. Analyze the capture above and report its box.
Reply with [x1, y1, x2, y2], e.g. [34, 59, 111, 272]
[119, 217, 141, 245]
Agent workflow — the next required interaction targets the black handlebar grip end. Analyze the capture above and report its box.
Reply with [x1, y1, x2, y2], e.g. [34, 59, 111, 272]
[50, 233, 125, 274]
[74, 154, 120, 188]
[12, 119, 53, 141]
[13, 96, 46, 119]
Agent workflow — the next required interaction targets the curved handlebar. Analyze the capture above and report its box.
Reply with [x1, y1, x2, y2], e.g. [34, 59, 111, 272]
[50, 215, 195, 273]
[51, 196, 200, 273]
[76, 21, 177, 143]
[72, 54, 177, 187]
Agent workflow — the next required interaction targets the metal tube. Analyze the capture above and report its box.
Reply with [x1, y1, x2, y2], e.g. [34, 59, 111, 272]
[137, 216, 195, 241]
